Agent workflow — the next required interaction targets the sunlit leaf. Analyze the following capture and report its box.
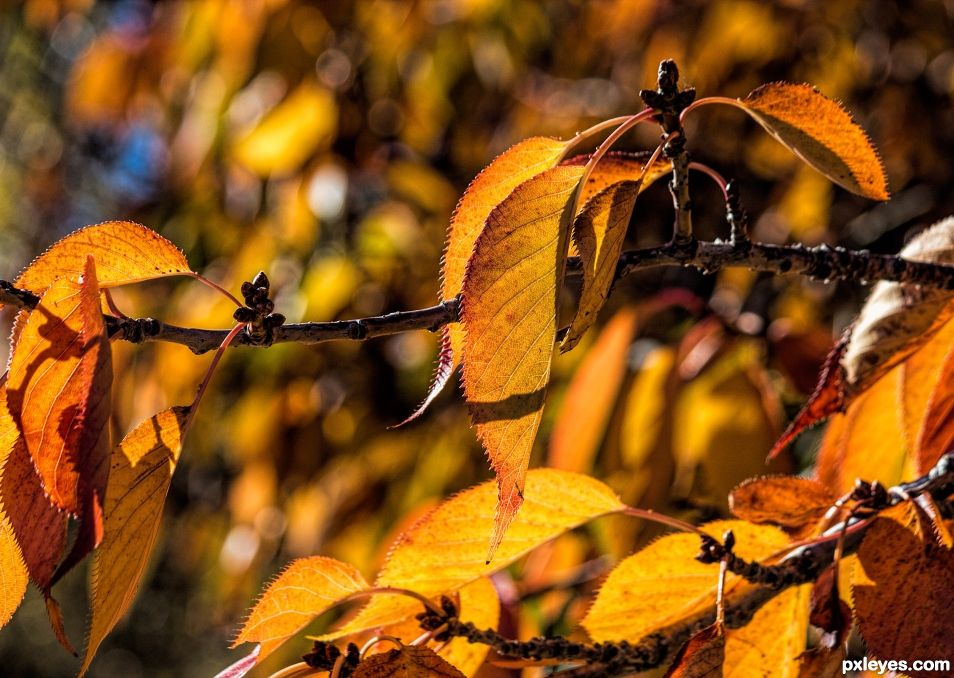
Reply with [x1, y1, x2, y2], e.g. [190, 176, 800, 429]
[729, 476, 835, 529]
[0, 388, 28, 630]
[461, 165, 584, 555]
[233, 556, 369, 660]
[915, 326, 954, 472]
[565, 152, 672, 206]
[353, 645, 466, 678]
[815, 367, 907, 494]
[81, 407, 190, 677]
[852, 516, 954, 678]
[664, 623, 725, 678]
[724, 584, 809, 677]
[232, 79, 337, 177]
[321, 469, 623, 640]
[406, 137, 568, 424]
[737, 83, 888, 200]
[6, 256, 112, 519]
[582, 521, 788, 642]
[548, 306, 638, 472]
[13, 221, 192, 302]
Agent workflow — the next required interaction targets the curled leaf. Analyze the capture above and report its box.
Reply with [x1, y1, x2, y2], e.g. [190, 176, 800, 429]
[738, 82, 888, 200]
[461, 165, 584, 555]
[81, 407, 190, 677]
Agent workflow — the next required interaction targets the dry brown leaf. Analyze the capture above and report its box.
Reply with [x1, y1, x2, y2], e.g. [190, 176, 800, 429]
[664, 623, 725, 678]
[729, 476, 836, 529]
[739, 83, 888, 200]
[852, 517, 954, 678]
[353, 645, 466, 678]
[796, 647, 845, 678]
[461, 164, 584, 555]
[81, 407, 190, 677]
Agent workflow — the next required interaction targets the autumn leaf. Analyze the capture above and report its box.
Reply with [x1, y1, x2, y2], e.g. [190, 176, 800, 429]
[321, 469, 623, 640]
[12, 221, 192, 303]
[404, 137, 568, 425]
[737, 83, 889, 200]
[461, 164, 585, 555]
[852, 516, 954, 678]
[582, 521, 789, 643]
[353, 645, 466, 678]
[915, 324, 954, 472]
[724, 584, 809, 677]
[815, 367, 908, 495]
[0, 388, 28, 630]
[729, 476, 836, 529]
[564, 151, 672, 206]
[6, 256, 112, 519]
[81, 407, 190, 677]
[548, 306, 639, 472]
[233, 556, 369, 661]
[796, 647, 845, 678]
[808, 565, 851, 649]
[841, 217, 954, 396]
[664, 623, 725, 678]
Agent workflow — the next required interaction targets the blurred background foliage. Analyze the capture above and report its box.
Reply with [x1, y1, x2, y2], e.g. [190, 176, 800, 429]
[0, 0, 952, 675]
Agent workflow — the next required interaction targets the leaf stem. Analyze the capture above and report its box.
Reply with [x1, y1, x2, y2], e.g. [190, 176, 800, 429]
[184, 322, 246, 436]
[623, 506, 708, 535]
[679, 95, 745, 122]
[359, 635, 403, 658]
[186, 271, 244, 308]
[688, 162, 728, 200]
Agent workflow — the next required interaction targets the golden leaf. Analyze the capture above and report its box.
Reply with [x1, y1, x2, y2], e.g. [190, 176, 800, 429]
[461, 165, 584, 555]
[0, 388, 28, 630]
[724, 584, 809, 677]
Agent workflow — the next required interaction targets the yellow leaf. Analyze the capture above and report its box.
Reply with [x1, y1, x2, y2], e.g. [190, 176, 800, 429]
[232, 80, 337, 177]
[582, 520, 788, 642]
[81, 407, 190, 677]
[461, 165, 584, 555]
[548, 306, 638, 472]
[233, 556, 369, 660]
[0, 389, 28, 630]
[816, 367, 908, 494]
[738, 82, 889, 200]
[353, 645, 466, 678]
[321, 469, 623, 640]
[407, 137, 568, 424]
[13, 221, 192, 302]
[724, 584, 809, 677]
[361, 577, 498, 677]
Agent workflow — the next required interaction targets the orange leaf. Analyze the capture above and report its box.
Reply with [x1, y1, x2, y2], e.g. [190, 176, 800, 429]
[916, 325, 954, 471]
[564, 151, 672, 206]
[796, 647, 845, 678]
[738, 83, 888, 200]
[321, 469, 623, 640]
[6, 257, 112, 517]
[815, 367, 908, 495]
[724, 584, 809, 677]
[233, 556, 369, 660]
[0, 389, 29, 629]
[403, 137, 568, 424]
[729, 476, 836, 529]
[664, 623, 725, 678]
[81, 407, 190, 677]
[12, 221, 191, 302]
[461, 164, 584, 555]
[353, 645, 466, 678]
[548, 306, 638, 472]
[582, 521, 789, 643]
[852, 517, 954, 678]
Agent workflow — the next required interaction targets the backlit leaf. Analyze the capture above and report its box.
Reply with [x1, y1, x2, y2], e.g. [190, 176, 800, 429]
[233, 556, 369, 660]
[548, 306, 638, 472]
[841, 217, 954, 396]
[13, 221, 192, 302]
[915, 325, 954, 472]
[406, 137, 568, 424]
[664, 623, 725, 678]
[461, 165, 584, 555]
[815, 367, 907, 495]
[6, 256, 112, 517]
[852, 517, 954, 678]
[729, 476, 835, 529]
[565, 152, 672, 205]
[738, 83, 888, 200]
[0, 389, 28, 629]
[582, 521, 789, 642]
[353, 645, 466, 678]
[724, 584, 809, 677]
[322, 469, 623, 640]
[81, 407, 190, 677]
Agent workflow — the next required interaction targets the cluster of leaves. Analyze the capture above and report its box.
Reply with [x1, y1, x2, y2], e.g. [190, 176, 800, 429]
[1, 53, 953, 678]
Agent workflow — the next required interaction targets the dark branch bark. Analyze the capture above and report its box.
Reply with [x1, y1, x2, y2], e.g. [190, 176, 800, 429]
[3, 240, 954, 354]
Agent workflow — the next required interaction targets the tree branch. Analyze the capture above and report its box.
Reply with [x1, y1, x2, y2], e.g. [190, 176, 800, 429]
[3, 240, 954, 354]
